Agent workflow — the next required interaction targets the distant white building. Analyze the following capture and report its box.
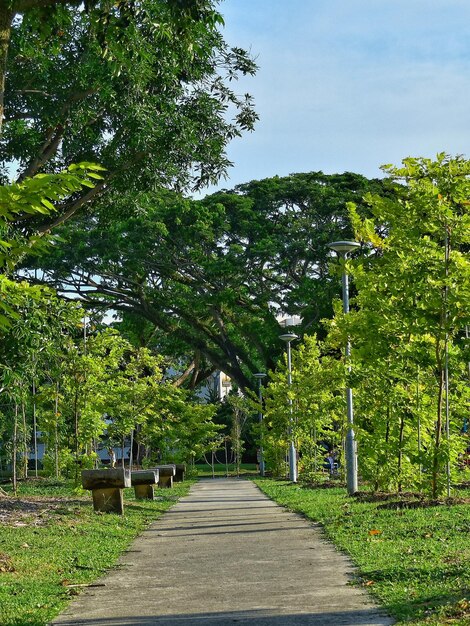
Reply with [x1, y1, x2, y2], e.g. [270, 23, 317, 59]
[197, 315, 302, 402]
[198, 370, 232, 401]
[278, 315, 302, 328]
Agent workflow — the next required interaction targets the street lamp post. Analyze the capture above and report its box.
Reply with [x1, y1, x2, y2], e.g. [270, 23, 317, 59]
[279, 332, 299, 483]
[254, 372, 267, 476]
[327, 240, 360, 495]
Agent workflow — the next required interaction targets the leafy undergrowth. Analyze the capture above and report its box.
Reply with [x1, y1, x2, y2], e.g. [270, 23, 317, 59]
[255, 479, 470, 626]
[0, 478, 192, 626]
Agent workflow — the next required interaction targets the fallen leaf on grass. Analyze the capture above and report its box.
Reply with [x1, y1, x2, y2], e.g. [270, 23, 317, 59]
[368, 529, 382, 536]
[364, 580, 375, 586]
[0, 552, 15, 572]
[446, 598, 470, 618]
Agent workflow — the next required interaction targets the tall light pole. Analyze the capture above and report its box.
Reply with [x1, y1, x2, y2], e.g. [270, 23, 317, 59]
[254, 372, 267, 476]
[279, 332, 299, 483]
[328, 240, 360, 495]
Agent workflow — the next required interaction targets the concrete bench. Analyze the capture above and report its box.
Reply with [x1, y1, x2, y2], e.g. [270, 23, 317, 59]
[174, 463, 186, 482]
[131, 469, 159, 500]
[153, 464, 176, 488]
[81, 468, 131, 514]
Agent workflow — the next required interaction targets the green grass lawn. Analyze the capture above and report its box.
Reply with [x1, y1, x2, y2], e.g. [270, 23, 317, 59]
[2, 475, 468, 626]
[255, 479, 470, 626]
[195, 462, 258, 477]
[0, 478, 192, 626]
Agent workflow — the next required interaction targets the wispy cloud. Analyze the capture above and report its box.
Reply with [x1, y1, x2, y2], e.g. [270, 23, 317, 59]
[208, 0, 470, 191]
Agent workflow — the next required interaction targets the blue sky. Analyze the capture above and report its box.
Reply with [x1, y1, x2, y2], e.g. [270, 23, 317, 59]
[208, 0, 470, 191]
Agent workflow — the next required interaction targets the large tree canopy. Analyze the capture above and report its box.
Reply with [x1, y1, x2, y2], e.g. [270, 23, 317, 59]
[29, 171, 394, 391]
[0, 0, 257, 231]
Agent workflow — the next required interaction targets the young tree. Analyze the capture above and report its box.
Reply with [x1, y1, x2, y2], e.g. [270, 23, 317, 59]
[0, 283, 84, 483]
[343, 154, 470, 496]
[137, 379, 219, 468]
[103, 343, 165, 467]
[261, 335, 343, 481]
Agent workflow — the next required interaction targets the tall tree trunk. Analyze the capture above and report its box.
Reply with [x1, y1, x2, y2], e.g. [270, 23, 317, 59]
[397, 407, 407, 494]
[32, 377, 38, 477]
[74, 388, 80, 482]
[129, 429, 134, 469]
[444, 230, 451, 497]
[313, 425, 317, 473]
[378, 400, 391, 492]
[432, 360, 445, 498]
[12, 402, 18, 494]
[136, 424, 142, 467]
[0, 3, 12, 136]
[22, 400, 28, 479]
[55, 383, 59, 478]
[416, 368, 422, 484]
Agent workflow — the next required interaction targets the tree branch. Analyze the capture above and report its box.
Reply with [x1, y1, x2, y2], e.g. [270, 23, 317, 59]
[13, 89, 53, 96]
[18, 124, 64, 181]
[172, 361, 195, 388]
[36, 180, 107, 233]
[17, 87, 98, 181]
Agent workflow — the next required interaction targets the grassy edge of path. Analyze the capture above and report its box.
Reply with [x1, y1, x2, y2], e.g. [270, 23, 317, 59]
[0, 479, 193, 626]
[254, 479, 470, 626]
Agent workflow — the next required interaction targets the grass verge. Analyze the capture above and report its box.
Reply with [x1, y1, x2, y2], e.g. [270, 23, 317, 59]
[254, 479, 470, 626]
[0, 478, 192, 626]
[195, 462, 258, 477]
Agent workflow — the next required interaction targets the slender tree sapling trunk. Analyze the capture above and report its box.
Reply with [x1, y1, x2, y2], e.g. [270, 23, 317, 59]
[21, 400, 28, 479]
[0, 3, 12, 135]
[74, 388, 80, 482]
[432, 352, 445, 499]
[12, 402, 18, 495]
[397, 409, 406, 493]
[55, 382, 59, 478]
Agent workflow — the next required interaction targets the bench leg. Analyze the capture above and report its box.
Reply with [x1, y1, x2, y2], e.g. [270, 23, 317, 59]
[91, 487, 124, 514]
[134, 484, 154, 499]
[158, 476, 173, 488]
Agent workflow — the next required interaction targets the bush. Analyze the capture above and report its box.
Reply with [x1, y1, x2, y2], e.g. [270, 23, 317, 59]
[42, 448, 75, 478]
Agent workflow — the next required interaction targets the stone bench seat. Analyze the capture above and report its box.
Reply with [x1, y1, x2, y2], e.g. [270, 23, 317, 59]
[152, 464, 176, 488]
[131, 470, 159, 500]
[174, 463, 186, 482]
[82, 468, 131, 514]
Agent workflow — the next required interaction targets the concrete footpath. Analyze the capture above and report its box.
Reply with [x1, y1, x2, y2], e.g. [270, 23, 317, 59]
[51, 478, 394, 626]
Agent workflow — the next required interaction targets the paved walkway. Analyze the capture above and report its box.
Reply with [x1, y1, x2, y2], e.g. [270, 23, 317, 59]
[51, 479, 393, 626]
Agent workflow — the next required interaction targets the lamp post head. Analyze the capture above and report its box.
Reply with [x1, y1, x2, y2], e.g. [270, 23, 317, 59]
[253, 372, 267, 379]
[279, 333, 298, 343]
[327, 240, 361, 257]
